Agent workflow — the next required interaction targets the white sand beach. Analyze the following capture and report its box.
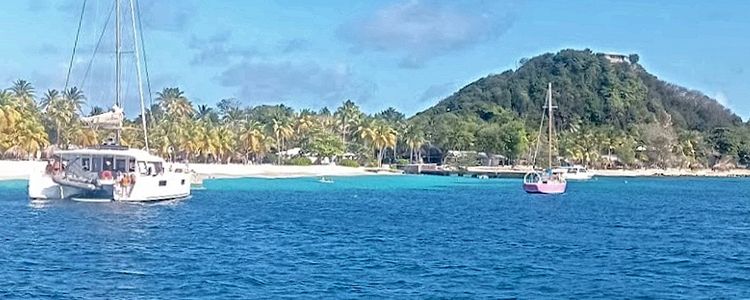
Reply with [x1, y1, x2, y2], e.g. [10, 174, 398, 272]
[187, 163, 401, 179]
[0, 160, 400, 181]
[467, 166, 750, 177]
[592, 168, 750, 177]
[2, 160, 749, 181]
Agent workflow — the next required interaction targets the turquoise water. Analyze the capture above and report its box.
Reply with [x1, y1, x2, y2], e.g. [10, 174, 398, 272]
[1, 176, 749, 298]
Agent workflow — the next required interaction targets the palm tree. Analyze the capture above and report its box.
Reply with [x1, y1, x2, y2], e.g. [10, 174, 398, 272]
[371, 122, 397, 167]
[0, 90, 11, 105]
[177, 119, 202, 162]
[270, 117, 294, 164]
[62, 87, 86, 114]
[197, 124, 217, 162]
[0, 104, 20, 130]
[354, 117, 376, 159]
[156, 87, 194, 120]
[8, 79, 35, 108]
[11, 117, 49, 159]
[239, 121, 268, 163]
[334, 99, 362, 147]
[40, 89, 60, 109]
[40, 89, 73, 146]
[403, 124, 426, 163]
[215, 125, 236, 163]
[148, 123, 172, 158]
[296, 114, 317, 135]
[374, 107, 406, 125]
[196, 104, 219, 122]
[0, 104, 22, 151]
[69, 123, 100, 147]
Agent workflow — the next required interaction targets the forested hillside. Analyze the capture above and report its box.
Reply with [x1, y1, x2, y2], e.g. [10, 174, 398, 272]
[412, 49, 748, 168]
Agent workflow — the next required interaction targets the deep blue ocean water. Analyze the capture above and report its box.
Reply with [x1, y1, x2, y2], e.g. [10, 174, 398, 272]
[1, 175, 749, 299]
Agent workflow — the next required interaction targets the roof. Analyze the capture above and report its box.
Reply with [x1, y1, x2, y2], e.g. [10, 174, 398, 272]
[278, 147, 302, 156]
[55, 147, 165, 162]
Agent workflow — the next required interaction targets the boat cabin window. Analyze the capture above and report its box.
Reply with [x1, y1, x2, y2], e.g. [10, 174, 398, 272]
[103, 156, 114, 171]
[142, 162, 163, 175]
[81, 157, 90, 171]
[115, 158, 127, 172]
[153, 162, 164, 174]
[138, 161, 148, 175]
[128, 159, 136, 172]
[92, 157, 103, 172]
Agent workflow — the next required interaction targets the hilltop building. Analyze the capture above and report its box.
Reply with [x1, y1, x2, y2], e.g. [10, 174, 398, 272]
[603, 53, 631, 64]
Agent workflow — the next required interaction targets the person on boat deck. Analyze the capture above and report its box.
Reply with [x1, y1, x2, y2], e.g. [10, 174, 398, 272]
[45, 160, 53, 174]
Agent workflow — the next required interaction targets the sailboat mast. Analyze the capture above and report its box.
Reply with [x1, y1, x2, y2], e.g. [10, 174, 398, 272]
[115, 0, 122, 144]
[547, 82, 553, 169]
[129, 0, 150, 151]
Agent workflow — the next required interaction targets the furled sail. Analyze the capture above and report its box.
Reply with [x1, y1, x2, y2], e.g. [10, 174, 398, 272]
[81, 105, 124, 129]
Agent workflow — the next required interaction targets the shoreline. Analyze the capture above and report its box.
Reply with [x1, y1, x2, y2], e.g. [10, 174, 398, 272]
[2, 160, 750, 181]
[465, 166, 750, 178]
[0, 160, 401, 181]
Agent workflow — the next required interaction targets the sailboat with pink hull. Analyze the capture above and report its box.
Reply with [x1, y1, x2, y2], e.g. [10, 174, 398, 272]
[523, 83, 567, 194]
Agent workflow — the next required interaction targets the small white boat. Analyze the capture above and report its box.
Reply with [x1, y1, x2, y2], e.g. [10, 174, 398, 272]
[190, 172, 205, 189]
[318, 177, 334, 184]
[554, 165, 594, 180]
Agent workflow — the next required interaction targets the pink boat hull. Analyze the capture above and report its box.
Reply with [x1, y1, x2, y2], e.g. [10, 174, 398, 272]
[523, 182, 567, 194]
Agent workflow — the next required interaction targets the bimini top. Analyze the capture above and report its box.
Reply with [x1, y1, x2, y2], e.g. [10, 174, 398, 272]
[55, 147, 165, 162]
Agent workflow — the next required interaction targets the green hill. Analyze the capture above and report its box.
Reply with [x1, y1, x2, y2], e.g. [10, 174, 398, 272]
[418, 49, 740, 131]
[412, 49, 747, 168]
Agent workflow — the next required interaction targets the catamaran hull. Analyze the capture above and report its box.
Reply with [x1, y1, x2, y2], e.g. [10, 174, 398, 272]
[29, 173, 86, 200]
[523, 182, 567, 194]
[29, 172, 191, 202]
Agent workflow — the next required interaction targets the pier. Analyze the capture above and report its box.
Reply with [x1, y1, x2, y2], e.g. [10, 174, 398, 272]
[402, 164, 528, 179]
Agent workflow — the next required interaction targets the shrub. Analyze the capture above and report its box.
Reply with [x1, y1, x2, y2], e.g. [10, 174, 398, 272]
[338, 159, 359, 167]
[285, 156, 312, 166]
[395, 158, 409, 165]
[264, 154, 278, 164]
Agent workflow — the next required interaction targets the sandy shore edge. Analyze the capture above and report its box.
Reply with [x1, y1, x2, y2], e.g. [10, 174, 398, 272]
[465, 166, 750, 178]
[0, 160, 401, 181]
[2, 160, 749, 181]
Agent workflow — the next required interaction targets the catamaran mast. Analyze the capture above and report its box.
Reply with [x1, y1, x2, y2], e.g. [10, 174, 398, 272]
[114, 0, 122, 145]
[129, 0, 150, 151]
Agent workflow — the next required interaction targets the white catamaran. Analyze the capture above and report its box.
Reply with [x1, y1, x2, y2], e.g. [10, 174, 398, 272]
[28, 0, 190, 202]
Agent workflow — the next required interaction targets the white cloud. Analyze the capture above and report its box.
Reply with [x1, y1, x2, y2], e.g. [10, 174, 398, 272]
[216, 60, 372, 108]
[338, 0, 518, 68]
[188, 31, 257, 66]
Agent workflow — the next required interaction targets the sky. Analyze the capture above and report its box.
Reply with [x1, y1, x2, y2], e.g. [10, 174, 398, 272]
[1, 0, 749, 118]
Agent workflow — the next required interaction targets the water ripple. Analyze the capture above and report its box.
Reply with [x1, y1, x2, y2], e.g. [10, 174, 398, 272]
[0, 176, 749, 298]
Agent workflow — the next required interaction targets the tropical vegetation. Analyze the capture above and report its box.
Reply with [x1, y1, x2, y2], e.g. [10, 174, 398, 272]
[2, 49, 749, 170]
